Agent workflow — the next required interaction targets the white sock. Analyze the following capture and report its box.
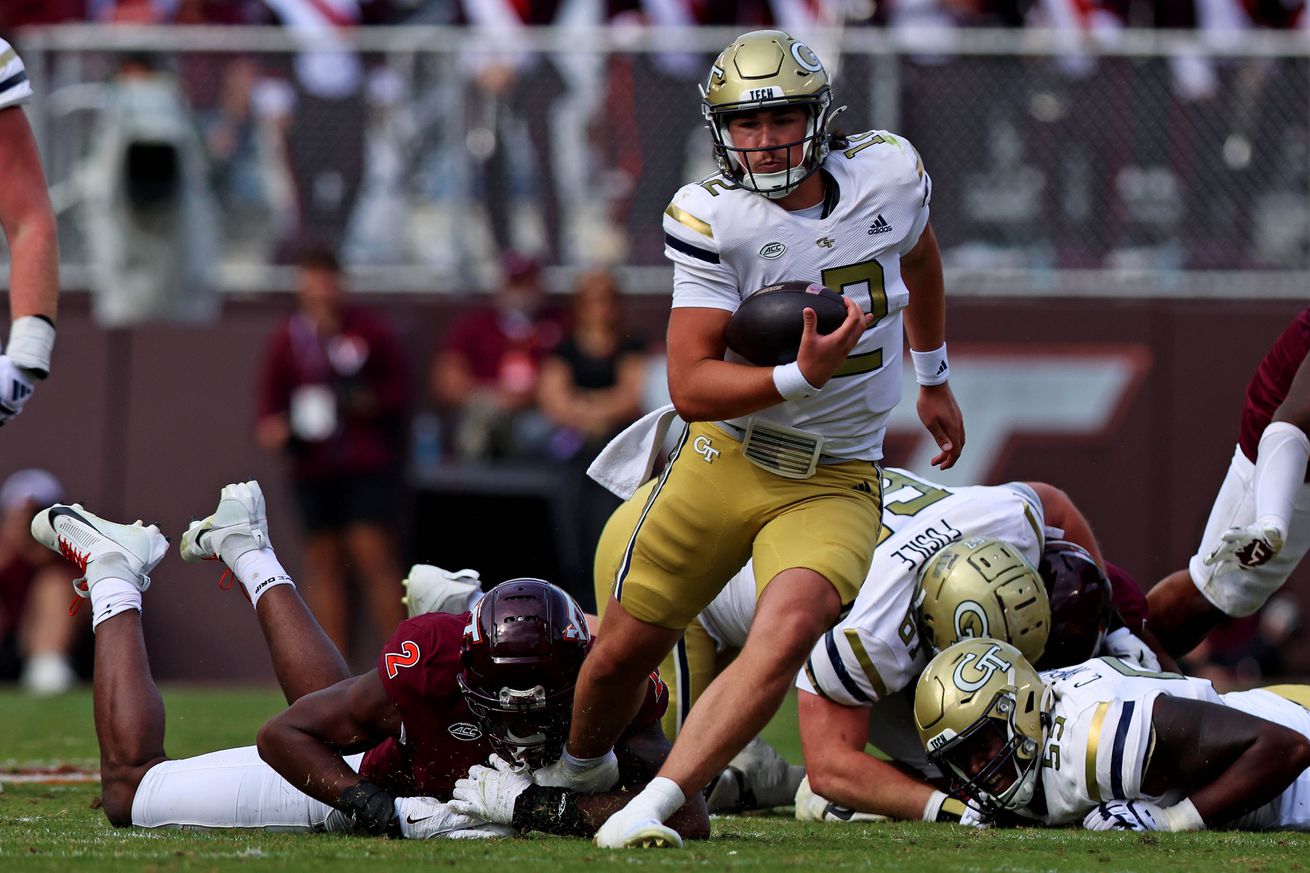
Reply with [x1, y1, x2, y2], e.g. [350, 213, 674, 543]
[232, 549, 294, 608]
[562, 748, 613, 773]
[88, 576, 142, 632]
[627, 776, 686, 822]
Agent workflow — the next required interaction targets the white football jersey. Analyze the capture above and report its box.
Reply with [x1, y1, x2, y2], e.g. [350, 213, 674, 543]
[696, 467, 1045, 705]
[0, 39, 33, 111]
[663, 130, 932, 459]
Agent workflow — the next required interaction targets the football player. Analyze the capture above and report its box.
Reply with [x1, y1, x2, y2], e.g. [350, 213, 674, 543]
[594, 468, 1165, 822]
[550, 30, 965, 848]
[1148, 306, 1310, 656]
[0, 36, 59, 427]
[30, 481, 708, 841]
[915, 638, 1310, 832]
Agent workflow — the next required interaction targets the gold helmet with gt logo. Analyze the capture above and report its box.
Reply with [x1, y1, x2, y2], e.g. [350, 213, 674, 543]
[914, 537, 1051, 663]
[700, 30, 842, 199]
[914, 638, 1050, 812]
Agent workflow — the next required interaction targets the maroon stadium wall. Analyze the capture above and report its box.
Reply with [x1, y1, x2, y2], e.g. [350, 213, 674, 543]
[4, 293, 1304, 680]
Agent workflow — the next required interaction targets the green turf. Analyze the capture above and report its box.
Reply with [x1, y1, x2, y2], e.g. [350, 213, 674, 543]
[2, 687, 1309, 871]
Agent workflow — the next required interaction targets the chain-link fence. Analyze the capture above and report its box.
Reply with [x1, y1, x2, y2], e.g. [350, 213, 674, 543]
[13, 25, 1310, 295]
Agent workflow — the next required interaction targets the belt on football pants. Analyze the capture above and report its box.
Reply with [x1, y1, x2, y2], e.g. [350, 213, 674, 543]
[717, 420, 850, 479]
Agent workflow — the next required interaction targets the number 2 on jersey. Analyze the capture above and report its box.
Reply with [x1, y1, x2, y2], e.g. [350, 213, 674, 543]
[822, 258, 888, 378]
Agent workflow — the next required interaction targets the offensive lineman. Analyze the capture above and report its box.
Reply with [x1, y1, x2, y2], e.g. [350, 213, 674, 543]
[1148, 306, 1310, 656]
[30, 481, 708, 840]
[0, 36, 58, 426]
[915, 638, 1310, 832]
[541, 30, 966, 848]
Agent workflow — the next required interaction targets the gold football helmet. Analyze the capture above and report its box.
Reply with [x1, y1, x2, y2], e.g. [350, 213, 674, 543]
[914, 638, 1050, 812]
[914, 537, 1051, 663]
[700, 30, 841, 199]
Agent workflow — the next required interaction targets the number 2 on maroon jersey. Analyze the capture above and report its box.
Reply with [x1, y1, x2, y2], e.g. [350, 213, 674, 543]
[384, 640, 420, 678]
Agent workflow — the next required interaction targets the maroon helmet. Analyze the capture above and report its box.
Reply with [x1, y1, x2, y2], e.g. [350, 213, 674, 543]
[1034, 540, 1114, 670]
[457, 578, 590, 767]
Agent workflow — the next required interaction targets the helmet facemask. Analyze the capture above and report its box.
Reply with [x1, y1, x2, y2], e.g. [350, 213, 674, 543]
[704, 98, 839, 200]
[928, 691, 1044, 813]
[457, 578, 591, 771]
[457, 676, 574, 769]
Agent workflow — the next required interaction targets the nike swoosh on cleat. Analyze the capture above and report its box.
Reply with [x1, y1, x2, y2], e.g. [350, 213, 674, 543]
[406, 815, 433, 825]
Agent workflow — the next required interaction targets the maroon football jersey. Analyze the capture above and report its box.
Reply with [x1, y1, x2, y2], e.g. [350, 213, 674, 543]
[358, 612, 668, 799]
[1105, 561, 1148, 636]
[1239, 307, 1310, 481]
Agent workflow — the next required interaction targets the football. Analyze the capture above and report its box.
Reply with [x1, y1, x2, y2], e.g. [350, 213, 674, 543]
[724, 281, 848, 366]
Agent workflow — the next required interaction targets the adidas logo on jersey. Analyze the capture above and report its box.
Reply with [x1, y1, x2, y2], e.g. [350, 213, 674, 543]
[853, 480, 875, 494]
[867, 215, 892, 235]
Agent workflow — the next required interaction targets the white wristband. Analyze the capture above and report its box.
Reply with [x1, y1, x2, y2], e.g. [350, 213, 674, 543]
[8, 316, 55, 378]
[911, 343, 949, 386]
[773, 361, 819, 401]
[1161, 797, 1205, 831]
[922, 789, 948, 822]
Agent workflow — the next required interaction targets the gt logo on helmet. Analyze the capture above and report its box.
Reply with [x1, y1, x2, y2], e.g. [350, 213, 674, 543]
[953, 600, 990, 640]
[951, 644, 1013, 693]
[790, 41, 823, 73]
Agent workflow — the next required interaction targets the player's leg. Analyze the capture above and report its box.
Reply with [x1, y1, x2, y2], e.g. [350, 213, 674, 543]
[1150, 446, 1310, 656]
[18, 563, 83, 693]
[565, 436, 752, 767]
[302, 531, 351, 654]
[342, 520, 405, 644]
[29, 502, 170, 827]
[181, 481, 348, 703]
[594, 456, 878, 846]
[656, 568, 839, 797]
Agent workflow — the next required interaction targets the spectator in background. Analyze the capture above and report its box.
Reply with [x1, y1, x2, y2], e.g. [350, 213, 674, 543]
[459, 0, 569, 264]
[537, 269, 647, 609]
[255, 244, 410, 659]
[256, 0, 391, 259]
[431, 251, 567, 461]
[0, 469, 84, 695]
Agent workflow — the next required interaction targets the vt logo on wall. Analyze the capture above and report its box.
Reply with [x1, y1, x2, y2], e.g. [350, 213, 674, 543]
[884, 345, 1151, 485]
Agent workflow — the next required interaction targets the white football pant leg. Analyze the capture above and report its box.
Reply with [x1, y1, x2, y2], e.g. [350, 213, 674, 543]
[130, 746, 364, 831]
[1190, 446, 1310, 617]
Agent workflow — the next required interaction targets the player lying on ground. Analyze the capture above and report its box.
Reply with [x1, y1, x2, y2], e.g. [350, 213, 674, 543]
[592, 467, 1165, 822]
[32, 481, 708, 840]
[1149, 305, 1310, 656]
[915, 638, 1310, 831]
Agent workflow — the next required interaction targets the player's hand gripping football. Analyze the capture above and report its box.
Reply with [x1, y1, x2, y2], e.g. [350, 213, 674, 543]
[1205, 518, 1286, 570]
[795, 295, 873, 390]
[451, 754, 533, 824]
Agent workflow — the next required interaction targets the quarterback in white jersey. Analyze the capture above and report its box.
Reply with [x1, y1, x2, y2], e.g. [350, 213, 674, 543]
[0, 36, 59, 428]
[560, 29, 964, 850]
[916, 639, 1310, 832]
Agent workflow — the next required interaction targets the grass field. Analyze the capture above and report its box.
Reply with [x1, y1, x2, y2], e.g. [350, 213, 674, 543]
[3, 687, 1309, 871]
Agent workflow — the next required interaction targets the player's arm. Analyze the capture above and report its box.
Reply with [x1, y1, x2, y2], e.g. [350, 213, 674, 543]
[901, 224, 963, 470]
[0, 106, 58, 324]
[257, 670, 403, 833]
[799, 690, 955, 822]
[1208, 347, 1310, 569]
[1140, 695, 1310, 828]
[1025, 482, 1105, 566]
[666, 298, 867, 422]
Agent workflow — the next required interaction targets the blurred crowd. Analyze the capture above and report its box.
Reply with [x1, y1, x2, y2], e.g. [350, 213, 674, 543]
[6, 0, 1310, 289]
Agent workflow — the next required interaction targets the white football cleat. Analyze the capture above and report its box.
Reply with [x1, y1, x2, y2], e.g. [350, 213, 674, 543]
[594, 816, 683, 849]
[31, 503, 169, 598]
[402, 564, 481, 618]
[180, 481, 270, 564]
